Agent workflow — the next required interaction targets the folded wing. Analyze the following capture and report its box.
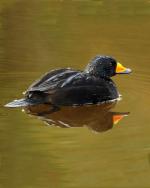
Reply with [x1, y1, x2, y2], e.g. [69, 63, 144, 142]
[25, 68, 79, 94]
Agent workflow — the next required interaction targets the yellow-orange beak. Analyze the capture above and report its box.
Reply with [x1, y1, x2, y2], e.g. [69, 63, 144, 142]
[116, 62, 132, 74]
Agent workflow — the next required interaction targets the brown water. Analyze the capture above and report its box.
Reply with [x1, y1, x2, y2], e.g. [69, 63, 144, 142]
[0, 0, 150, 187]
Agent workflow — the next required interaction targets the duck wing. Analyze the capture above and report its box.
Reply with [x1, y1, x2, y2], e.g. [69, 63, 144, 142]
[25, 68, 79, 94]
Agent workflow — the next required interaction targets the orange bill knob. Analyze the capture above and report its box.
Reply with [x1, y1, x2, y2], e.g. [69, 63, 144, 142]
[116, 62, 132, 74]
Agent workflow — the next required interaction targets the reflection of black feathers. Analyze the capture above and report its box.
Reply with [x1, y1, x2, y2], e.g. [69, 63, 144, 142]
[24, 104, 129, 133]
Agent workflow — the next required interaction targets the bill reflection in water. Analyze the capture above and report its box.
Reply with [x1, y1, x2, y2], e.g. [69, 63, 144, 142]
[24, 103, 129, 133]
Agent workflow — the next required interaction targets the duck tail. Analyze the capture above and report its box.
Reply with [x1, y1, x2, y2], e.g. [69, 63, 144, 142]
[4, 98, 42, 108]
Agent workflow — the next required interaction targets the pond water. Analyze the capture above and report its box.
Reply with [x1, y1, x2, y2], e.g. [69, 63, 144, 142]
[0, 0, 150, 187]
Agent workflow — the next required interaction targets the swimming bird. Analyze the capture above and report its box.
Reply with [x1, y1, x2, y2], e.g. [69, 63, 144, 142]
[5, 55, 131, 108]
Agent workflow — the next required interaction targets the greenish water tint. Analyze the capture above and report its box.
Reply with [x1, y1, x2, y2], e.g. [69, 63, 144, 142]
[0, 0, 150, 187]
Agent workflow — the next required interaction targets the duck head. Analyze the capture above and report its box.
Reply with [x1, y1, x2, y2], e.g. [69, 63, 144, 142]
[85, 55, 132, 78]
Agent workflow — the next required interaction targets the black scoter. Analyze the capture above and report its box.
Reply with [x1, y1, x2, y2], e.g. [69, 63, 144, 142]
[5, 55, 131, 108]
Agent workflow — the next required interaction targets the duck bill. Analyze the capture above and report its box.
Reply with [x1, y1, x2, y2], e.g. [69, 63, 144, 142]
[116, 62, 132, 74]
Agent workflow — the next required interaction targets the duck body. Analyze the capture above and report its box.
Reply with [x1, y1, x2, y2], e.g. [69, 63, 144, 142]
[25, 68, 119, 106]
[5, 55, 131, 108]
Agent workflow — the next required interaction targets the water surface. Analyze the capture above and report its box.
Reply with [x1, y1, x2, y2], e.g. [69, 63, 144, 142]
[0, 1, 150, 188]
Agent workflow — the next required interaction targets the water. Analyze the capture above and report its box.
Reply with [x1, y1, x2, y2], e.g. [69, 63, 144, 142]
[0, 0, 150, 187]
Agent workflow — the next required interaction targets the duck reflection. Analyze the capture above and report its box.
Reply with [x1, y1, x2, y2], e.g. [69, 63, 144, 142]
[24, 103, 129, 133]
